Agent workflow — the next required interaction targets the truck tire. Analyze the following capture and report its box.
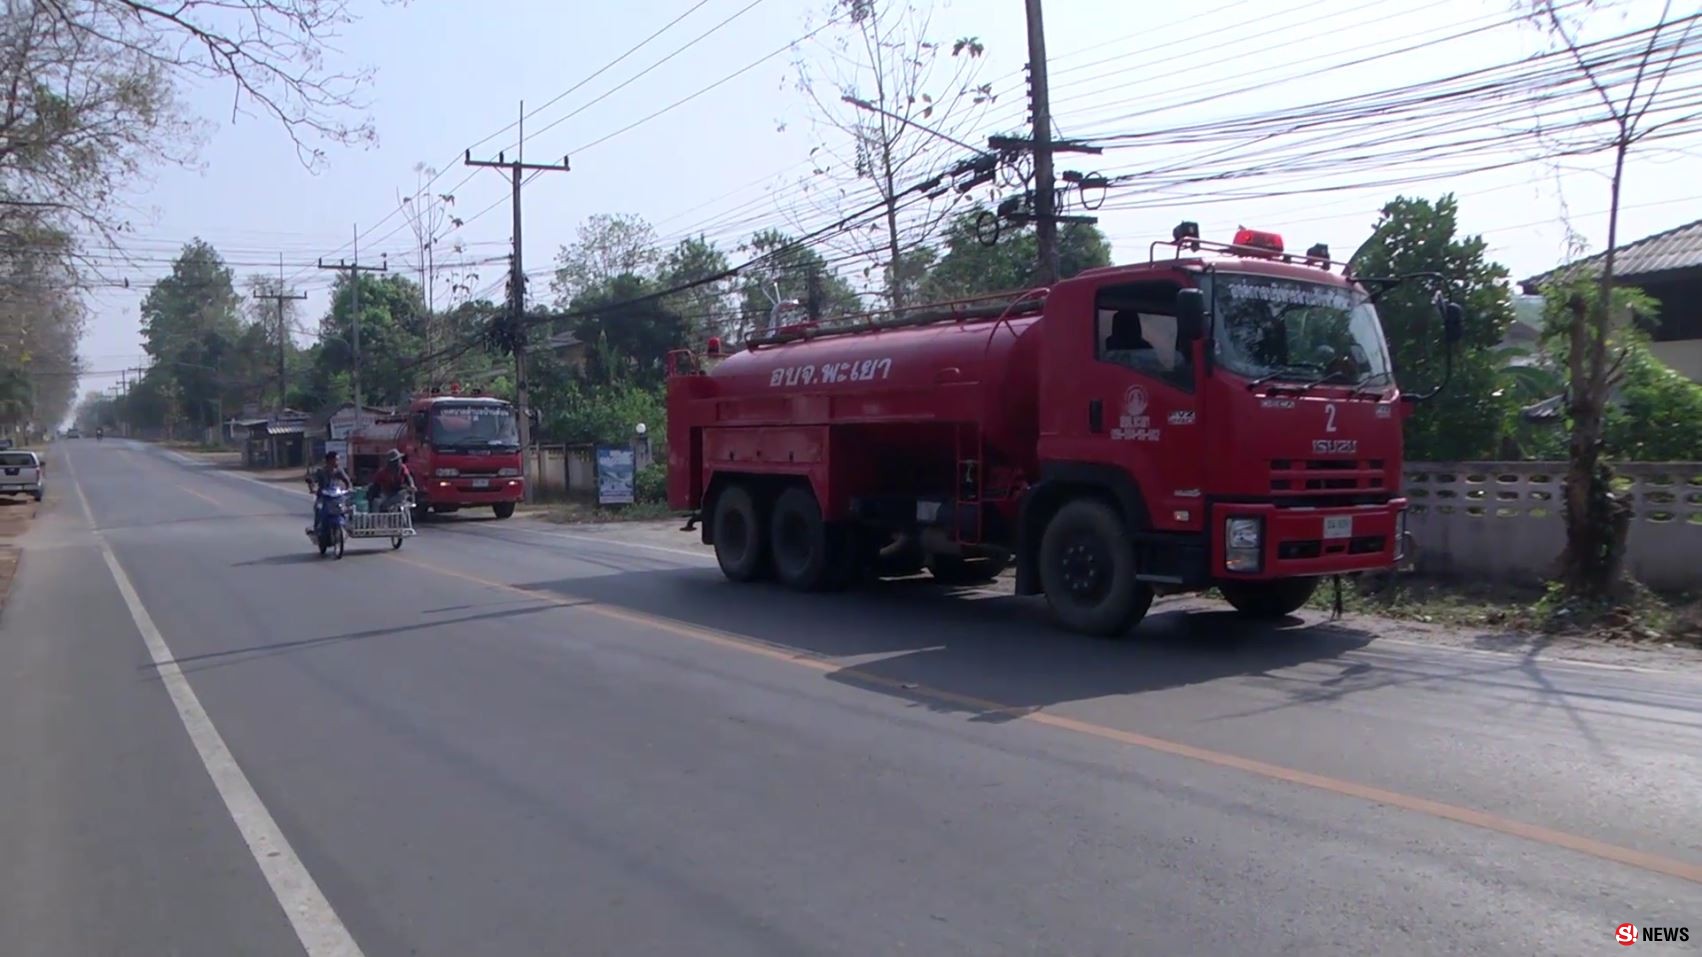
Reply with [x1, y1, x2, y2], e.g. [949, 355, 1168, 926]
[769, 486, 835, 591]
[1219, 578, 1317, 619]
[927, 552, 1009, 585]
[712, 483, 768, 582]
[492, 502, 516, 519]
[1038, 499, 1153, 638]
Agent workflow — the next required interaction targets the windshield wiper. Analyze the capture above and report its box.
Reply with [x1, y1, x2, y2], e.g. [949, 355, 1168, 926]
[1245, 363, 1323, 391]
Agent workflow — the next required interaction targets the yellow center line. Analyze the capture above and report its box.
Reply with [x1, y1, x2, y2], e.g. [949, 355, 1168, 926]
[393, 552, 1702, 886]
[176, 482, 224, 508]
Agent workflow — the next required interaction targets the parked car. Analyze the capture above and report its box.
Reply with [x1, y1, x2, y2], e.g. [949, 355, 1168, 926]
[64, 428, 80, 439]
[0, 451, 44, 502]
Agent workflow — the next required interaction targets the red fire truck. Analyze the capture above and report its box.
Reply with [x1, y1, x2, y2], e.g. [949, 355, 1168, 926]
[665, 224, 1463, 636]
[349, 390, 525, 518]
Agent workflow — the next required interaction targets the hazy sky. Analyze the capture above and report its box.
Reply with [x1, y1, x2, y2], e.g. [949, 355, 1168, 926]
[74, 0, 1702, 395]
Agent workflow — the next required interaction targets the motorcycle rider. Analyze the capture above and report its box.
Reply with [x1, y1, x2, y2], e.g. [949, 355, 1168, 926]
[367, 448, 416, 512]
[305, 450, 353, 535]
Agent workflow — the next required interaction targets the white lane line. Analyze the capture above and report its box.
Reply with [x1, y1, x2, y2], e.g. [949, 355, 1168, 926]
[67, 452, 365, 957]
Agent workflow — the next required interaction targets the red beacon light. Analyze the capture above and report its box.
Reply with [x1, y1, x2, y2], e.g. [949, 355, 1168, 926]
[705, 336, 722, 357]
[1231, 227, 1284, 254]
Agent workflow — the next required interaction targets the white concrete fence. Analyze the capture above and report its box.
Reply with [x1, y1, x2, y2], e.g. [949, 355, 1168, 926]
[1404, 461, 1702, 592]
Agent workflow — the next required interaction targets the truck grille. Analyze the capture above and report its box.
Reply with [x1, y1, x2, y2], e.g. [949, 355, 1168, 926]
[1269, 459, 1387, 495]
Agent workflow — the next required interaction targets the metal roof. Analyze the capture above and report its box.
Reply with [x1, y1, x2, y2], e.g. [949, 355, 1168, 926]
[1523, 218, 1702, 291]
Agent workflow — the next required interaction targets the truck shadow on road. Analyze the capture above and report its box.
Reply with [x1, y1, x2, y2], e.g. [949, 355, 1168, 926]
[514, 567, 1375, 715]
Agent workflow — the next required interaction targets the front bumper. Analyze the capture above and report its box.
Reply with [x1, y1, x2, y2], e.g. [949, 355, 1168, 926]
[1212, 499, 1406, 580]
[422, 477, 524, 504]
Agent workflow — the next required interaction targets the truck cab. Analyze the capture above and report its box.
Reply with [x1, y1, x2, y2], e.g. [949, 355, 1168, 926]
[1018, 226, 1422, 632]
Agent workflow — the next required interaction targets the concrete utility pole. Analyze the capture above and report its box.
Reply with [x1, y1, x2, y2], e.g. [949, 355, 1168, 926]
[317, 227, 388, 427]
[465, 101, 570, 503]
[252, 253, 307, 416]
[1025, 0, 1059, 285]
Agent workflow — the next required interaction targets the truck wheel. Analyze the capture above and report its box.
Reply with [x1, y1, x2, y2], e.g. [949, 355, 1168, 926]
[1219, 578, 1318, 619]
[769, 486, 835, 591]
[927, 552, 1009, 585]
[1039, 499, 1152, 638]
[492, 502, 516, 519]
[711, 484, 768, 582]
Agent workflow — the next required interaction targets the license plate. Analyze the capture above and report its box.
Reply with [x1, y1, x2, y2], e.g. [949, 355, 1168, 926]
[1323, 515, 1353, 540]
[470, 478, 489, 489]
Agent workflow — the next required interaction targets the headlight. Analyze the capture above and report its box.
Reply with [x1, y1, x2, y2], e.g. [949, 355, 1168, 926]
[498, 467, 520, 477]
[1227, 517, 1262, 549]
[1394, 509, 1408, 560]
[1226, 516, 1262, 572]
[435, 467, 459, 477]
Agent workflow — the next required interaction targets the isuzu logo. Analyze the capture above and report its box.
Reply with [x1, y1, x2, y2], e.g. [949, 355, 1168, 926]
[1313, 439, 1358, 454]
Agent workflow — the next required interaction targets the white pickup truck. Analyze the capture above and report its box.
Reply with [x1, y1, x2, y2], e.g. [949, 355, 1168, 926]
[0, 451, 44, 502]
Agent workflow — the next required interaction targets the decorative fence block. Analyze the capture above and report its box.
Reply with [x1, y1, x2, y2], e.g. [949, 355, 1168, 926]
[1403, 462, 1702, 591]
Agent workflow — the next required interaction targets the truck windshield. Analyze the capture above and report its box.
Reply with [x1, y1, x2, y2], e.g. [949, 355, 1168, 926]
[430, 404, 519, 450]
[1208, 273, 1393, 388]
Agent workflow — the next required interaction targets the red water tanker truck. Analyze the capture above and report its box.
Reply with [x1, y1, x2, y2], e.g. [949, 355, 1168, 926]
[665, 224, 1464, 636]
[349, 392, 525, 518]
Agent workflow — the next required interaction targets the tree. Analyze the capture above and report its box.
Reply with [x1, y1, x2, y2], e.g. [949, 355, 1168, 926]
[550, 214, 660, 306]
[0, 218, 83, 428]
[1604, 343, 1702, 461]
[1350, 195, 1515, 462]
[312, 273, 427, 407]
[568, 275, 689, 388]
[138, 240, 243, 428]
[736, 229, 861, 340]
[1514, 0, 1694, 597]
[922, 206, 1111, 301]
[792, 0, 994, 309]
[658, 235, 735, 344]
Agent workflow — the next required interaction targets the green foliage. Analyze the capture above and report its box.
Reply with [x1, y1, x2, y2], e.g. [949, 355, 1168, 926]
[544, 381, 665, 447]
[310, 272, 427, 406]
[1351, 195, 1515, 461]
[635, 462, 667, 504]
[568, 274, 689, 387]
[1604, 346, 1702, 461]
[737, 228, 862, 337]
[1529, 277, 1701, 461]
[922, 208, 1111, 300]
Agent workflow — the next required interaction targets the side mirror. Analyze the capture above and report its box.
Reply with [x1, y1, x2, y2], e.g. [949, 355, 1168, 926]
[411, 411, 428, 437]
[1442, 302, 1465, 345]
[1176, 288, 1206, 344]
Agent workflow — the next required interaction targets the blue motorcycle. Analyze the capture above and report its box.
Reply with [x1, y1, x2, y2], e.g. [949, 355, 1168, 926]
[308, 483, 352, 559]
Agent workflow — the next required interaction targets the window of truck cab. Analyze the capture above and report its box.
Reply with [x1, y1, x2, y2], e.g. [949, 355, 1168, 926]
[429, 404, 519, 449]
[1091, 279, 1195, 392]
[1200, 271, 1393, 387]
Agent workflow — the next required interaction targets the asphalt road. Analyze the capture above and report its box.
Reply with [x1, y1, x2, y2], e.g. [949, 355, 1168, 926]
[2, 439, 1698, 956]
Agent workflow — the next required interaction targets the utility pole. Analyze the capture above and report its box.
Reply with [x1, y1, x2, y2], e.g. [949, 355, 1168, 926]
[465, 101, 570, 503]
[318, 227, 387, 428]
[1025, 0, 1058, 285]
[252, 253, 307, 416]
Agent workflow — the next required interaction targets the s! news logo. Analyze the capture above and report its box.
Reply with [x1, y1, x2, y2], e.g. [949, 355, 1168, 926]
[1617, 923, 1691, 945]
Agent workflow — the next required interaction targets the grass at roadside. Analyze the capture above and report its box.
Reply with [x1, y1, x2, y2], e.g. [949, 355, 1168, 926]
[1292, 574, 1702, 648]
[530, 500, 675, 524]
